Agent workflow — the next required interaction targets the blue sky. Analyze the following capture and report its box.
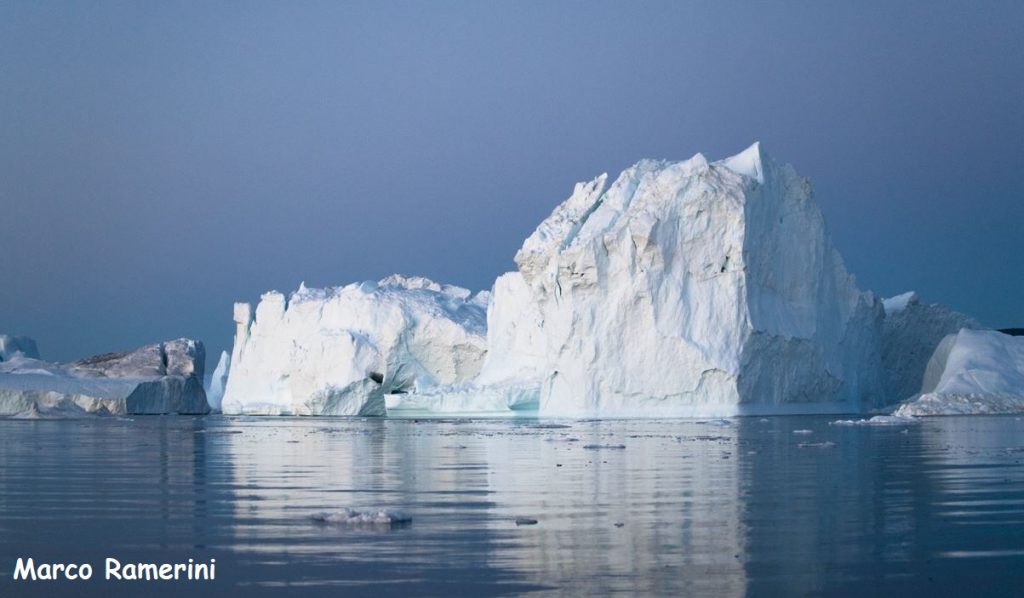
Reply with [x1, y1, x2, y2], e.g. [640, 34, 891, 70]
[1, 1, 1021, 363]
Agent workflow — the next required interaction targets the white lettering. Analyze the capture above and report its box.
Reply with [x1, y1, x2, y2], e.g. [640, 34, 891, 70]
[106, 557, 122, 580]
[13, 558, 36, 581]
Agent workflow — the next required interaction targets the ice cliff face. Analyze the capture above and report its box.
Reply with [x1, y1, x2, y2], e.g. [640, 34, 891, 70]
[0, 338, 209, 416]
[221, 275, 488, 416]
[895, 329, 1024, 415]
[880, 292, 979, 403]
[476, 143, 885, 416]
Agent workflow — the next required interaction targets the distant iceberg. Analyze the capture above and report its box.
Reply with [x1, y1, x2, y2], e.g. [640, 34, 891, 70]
[0, 338, 209, 416]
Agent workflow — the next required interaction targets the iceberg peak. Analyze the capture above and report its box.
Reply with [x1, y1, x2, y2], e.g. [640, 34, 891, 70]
[716, 141, 765, 183]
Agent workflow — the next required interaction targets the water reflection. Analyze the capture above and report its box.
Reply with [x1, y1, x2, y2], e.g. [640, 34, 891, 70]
[0, 415, 1023, 596]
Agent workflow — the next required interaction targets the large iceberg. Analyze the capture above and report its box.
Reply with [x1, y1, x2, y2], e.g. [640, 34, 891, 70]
[880, 291, 979, 403]
[465, 143, 885, 416]
[221, 275, 488, 415]
[0, 338, 209, 416]
[217, 143, 1017, 418]
[895, 329, 1024, 416]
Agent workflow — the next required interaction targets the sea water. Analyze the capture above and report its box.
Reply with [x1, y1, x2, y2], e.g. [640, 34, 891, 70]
[1, 415, 1023, 596]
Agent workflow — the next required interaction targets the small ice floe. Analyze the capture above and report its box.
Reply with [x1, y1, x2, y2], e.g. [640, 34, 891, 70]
[798, 441, 836, 449]
[792, 429, 814, 435]
[514, 517, 539, 526]
[830, 415, 918, 426]
[311, 509, 411, 526]
[696, 419, 733, 427]
[583, 444, 626, 450]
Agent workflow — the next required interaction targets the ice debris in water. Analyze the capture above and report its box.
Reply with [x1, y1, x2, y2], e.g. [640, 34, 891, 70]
[696, 419, 734, 427]
[792, 429, 814, 435]
[798, 441, 836, 449]
[311, 509, 411, 525]
[831, 415, 918, 426]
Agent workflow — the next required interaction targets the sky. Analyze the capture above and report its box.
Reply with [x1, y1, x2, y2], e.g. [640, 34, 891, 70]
[1, 1, 1022, 365]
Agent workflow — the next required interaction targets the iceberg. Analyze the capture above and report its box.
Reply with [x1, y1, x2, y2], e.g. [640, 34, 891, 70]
[206, 350, 231, 412]
[221, 275, 488, 416]
[880, 291, 978, 403]
[217, 143, 1016, 418]
[0, 338, 209, 416]
[894, 329, 1024, 416]
[473, 143, 885, 416]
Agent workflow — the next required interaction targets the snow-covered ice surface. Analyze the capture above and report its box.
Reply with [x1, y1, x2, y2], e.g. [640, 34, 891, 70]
[222, 275, 488, 416]
[0, 339, 208, 416]
[465, 143, 884, 416]
[895, 329, 1024, 416]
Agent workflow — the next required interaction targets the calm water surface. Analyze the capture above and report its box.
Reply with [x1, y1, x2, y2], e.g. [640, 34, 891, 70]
[1, 415, 1023, 596]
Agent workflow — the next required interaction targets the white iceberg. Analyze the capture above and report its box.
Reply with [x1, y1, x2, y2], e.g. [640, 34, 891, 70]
[880, 291, 978, 404]
[217, 143, 1014, 419]
[0, 338, 209, 416]
[222, 275, 488, 416]
[895, 329, 1024, 416]
[470, 143, 885, 416]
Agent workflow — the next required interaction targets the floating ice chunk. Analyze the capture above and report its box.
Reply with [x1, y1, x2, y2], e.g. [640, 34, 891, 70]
[310, 509, 411, 525]
[697, 419, 735, 428]
[792, 429, 814, 435]
[831, 415, 918, 426]
[798, 441, 836, 449]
